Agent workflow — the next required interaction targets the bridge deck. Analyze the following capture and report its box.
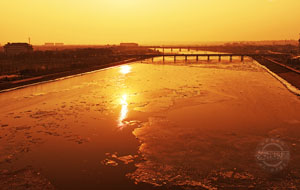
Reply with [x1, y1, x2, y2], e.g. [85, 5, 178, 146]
[121, 53, 280, 57]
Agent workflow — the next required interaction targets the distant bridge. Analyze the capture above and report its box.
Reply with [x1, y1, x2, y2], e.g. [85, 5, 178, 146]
[136, 46, 289, 53]
[139, 46, 204, 52]
[121, 53, 287, 62]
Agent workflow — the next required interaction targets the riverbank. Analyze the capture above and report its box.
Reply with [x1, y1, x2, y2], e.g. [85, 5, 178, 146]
[253, 56, 300, 92]
[0, 58, 141, 92]
[0, 46, 156, 91]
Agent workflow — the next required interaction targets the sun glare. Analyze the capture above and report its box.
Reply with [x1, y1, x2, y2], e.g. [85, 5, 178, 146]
[119, 94, 129, 127]
[120, 65, 131, 74]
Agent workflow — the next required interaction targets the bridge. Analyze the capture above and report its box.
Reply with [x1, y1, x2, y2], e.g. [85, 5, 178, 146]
[122, 53, 287, 62]
[139, 46, 204, 52]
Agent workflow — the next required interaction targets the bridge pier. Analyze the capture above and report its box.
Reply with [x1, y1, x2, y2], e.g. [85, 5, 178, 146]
[152, 57, 154, 62]
[241, 56, 244, 62]
[174, 56, 176, 62]
[171, 48, 173, 52]
[185, 56, 188, 62]
[196, 56, 199, 62]
[230, 56, 233, 62]
[219, 56, 221, 62]
[207, 55, 210, 61]
[163, 56, 165, 62]
[179, 48, 181, 52]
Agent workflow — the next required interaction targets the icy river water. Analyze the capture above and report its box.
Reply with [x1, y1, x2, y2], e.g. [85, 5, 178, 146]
[1, 50, 300, 189]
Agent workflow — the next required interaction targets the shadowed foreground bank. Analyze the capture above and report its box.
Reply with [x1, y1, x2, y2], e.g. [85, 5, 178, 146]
[253, 56, 300, 91]
[0, 59, 300, 189]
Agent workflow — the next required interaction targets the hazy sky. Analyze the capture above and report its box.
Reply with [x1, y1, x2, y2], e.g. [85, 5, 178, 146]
[1, 0, 300, 45]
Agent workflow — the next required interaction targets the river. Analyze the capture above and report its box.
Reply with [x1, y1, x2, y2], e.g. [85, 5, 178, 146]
[0, 50, 300, 189]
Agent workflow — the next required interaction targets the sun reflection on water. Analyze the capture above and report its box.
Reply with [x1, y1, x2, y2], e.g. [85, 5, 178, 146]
[119, 94, 128, 127]
[119, 65, 131, 74]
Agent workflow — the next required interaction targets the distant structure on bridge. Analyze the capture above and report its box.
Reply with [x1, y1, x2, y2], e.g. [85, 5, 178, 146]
[44, 42, 55, 46]
[55, 43, 64, 46]
[120, 43, 138, 47]
[44, 43, 64, 47]
[4, 43, 33, 55]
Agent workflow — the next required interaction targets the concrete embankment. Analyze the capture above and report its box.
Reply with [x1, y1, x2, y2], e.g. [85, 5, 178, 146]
[254, 56, 300, 94]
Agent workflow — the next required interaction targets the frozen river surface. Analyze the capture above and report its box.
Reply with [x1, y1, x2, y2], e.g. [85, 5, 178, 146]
[0, 58, 300, 189]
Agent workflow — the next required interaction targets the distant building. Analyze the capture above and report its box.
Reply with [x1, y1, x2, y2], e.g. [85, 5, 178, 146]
[55, 43, 64, 46]
[4, 43, 33, 55]
[120, 43, 138, 47]
[44, 43, 55, 46]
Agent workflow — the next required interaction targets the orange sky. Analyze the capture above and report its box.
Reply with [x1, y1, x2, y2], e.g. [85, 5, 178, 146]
[1, 0, 300, 45]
